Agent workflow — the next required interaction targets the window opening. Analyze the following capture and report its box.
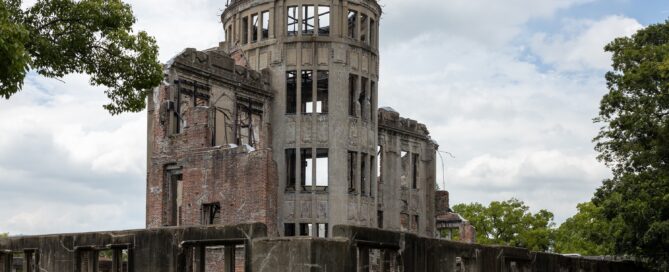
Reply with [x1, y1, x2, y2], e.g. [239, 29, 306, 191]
[300, 148, 313, 189]
[252, 13, 259, 42]
[287, 6, 298, 36]
[299, 223, 311, 236]
[316, 223, 328, 238]
[349, 74, 358, 116]
[202, 202, 221, 225]
[377, 211, 384, 229]
[360, 13, 368, 43]
[166, 165, 183, 226]
[361, 153, 367, 196]
[301, 70, 314, 114]
[369, 155, 375, 197]
[286, 71, 297, 114]
[242, 16, 249, 44]
[316, 70, 329, 113]
[377, 145, 382, 183]
[412, 154, 419, 189]
[412, 215, 419, 232]
[262, 11, 270, 39]
[400, 151, 410, 188]
[318, 6, 330, 36]
[235, 100, 262, 147]
[302, 5, 315, 35]
[284, 223, 296, 236]
[347, 10, 357, 39]
[285, 149, 296, 190]
[370, 19, 375, 46]
[315, 149, 328, 187]
[360, 77, 368, 120]
[370, 81, 376, 121]
[348, 151, 357, 193]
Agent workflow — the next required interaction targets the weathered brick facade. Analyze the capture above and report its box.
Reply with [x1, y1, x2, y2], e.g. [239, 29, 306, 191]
[146, 48, 278, 236]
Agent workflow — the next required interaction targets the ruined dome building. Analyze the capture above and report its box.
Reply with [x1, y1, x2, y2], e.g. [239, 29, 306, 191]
[0, 1, 643, 271]
[147, 0, 445, 238]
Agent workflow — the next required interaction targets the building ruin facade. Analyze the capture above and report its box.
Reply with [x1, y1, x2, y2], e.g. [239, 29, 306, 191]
[147, 0, 440, 238]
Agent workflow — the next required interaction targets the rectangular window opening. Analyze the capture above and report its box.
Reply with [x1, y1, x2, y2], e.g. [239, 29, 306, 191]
[262, 11, 270, 39]
[370, 19, 376, 46]
[360, 77, 368, 121]
[377, 145, 383, 183]
[287, 6, 298, 36]
[377, 211, 384, 229]
[316, 223, 328, 238]
[361, 153, 367, 196]
[284, 223, 296, 236]
[242, 16, 249, 44]
[348, 151, 357, 193]
[300, 148, 313, 188]
[286, 71, 297, 114]
[347, 10, 357, 39]
[318, 6, 330, 36]
[166, 165, 183, 226]
[349, 74, 358, 116]
[299, 223, 311, 236]
[315, 149, 329, 188]
[252, 13, 259, 42]
[360, 13, 369, 43]
[316, 70, 329, 114]
[201, 202, 221, 225]
[301, 70, 314, 114]
[285, 149, 296, 190]
[370, 81, 376, 122]
[369, 155, 375, 197]
[302, 5, 315, 35]
[401, 151, 410, 188]
[412, 154, 419, 189]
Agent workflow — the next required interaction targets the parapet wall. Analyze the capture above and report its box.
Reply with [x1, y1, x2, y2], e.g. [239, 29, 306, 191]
[0, 224, 644, 272]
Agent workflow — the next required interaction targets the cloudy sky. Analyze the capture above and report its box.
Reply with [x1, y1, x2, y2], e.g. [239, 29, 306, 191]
[1, 0, 667, 235]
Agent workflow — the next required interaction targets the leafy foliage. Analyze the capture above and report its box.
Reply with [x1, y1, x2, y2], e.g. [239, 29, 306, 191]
[453, 198, 555, 252]
[593, 19, 669, 270]
[553, 202, 615, 256]
[0, 232, 7, 238]
[0, 0, 162, 114]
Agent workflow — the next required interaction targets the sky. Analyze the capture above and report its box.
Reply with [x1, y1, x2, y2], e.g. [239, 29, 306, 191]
[1, 0, 667, 235]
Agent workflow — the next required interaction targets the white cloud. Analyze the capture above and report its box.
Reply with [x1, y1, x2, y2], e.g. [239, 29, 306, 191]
[530, 15, 643, 71]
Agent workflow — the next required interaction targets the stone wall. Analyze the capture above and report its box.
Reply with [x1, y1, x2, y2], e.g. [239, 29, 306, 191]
[0, 224, 645, 272]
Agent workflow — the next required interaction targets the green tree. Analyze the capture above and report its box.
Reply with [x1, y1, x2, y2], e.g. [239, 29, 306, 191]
[554, 202, 615, 256]
[0, 0, 162, 114]
[593, 19, 669, 270]
[452, 198, 555, 252]
[0, 233, 7, 238]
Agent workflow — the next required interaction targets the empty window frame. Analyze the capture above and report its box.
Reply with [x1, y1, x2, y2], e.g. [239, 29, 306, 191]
[301, 70, 314, 114]
[202, 202, 221, 225]
[412, 154, 419, 189]
[349, 74, 358, 116]
[299, 223, 311, 236]
[242, 16, 249, 44]
[252, 13, 259, 42]
[377, 211, 384, 228]
[286, 71, 297, 114]
[347, 10, 357, 39]
[315, 149, 328, 187]
[316, 70, 328, 113]
[376, 145, 383, 183]
[360, 77, 368, 121]
[316, 223, 328, 238]
[286, 149, 297, 190]
[348, 151, 357, 193]
[300, 148, 313, 188]
[301, 148, 328, 188]
[361, 153, 367, 195]
[302, 5, 315, 35]
[166, 165, 183, 226]
[370, 18, 376, 47]
[262, 11, 270, 39]
[360, 13, 369, 43]
[318, 6, 330, 36]
[369, 155, 375, 197]
[412, 215, 419, 232]
[285, 223, 296, 236]
[400, 151, 410, 188]
[370, 81, 376, 122]
[287, 6, 298, 36]
[235, 101, 262, 147]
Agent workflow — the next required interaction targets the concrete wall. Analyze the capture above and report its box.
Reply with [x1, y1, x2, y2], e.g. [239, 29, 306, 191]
[0, 224, 645, 272]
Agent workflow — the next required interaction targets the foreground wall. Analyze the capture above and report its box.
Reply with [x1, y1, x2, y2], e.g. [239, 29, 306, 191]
[0, 224, 644, 272]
